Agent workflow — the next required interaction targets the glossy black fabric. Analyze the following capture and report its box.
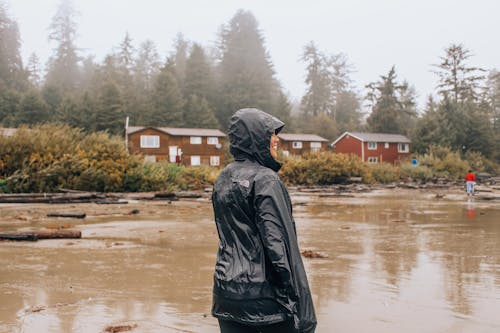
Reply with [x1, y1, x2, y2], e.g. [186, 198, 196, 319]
[218, 318, 296, 333]
[211, 108, 317, 333]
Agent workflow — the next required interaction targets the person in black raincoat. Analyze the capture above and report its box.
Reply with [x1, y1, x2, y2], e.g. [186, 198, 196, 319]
[211, 108, 317, 333]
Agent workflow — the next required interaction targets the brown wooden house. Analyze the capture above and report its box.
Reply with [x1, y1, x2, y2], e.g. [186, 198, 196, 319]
[126, 126, 226, 166]
[277, 133, 329, 156]
[332, 131, 411, 164]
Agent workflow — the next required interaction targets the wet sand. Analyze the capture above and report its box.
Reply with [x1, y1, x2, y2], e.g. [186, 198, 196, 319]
[0, 188, 499, 332]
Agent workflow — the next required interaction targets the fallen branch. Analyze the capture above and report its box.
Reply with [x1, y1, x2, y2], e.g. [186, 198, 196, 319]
[47, 212, 86, 219]
[0, 230, 81, 241]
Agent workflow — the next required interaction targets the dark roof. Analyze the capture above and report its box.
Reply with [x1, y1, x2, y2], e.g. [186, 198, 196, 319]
[127, 126, 226, 137]
[333, 131, 411, 145]
[278, 133, 328, 142]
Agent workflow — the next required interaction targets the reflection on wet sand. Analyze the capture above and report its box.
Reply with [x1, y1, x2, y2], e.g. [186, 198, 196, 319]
[0, 190, 499, 332]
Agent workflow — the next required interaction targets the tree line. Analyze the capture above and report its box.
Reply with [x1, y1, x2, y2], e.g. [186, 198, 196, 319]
[1, 0, 499, 164]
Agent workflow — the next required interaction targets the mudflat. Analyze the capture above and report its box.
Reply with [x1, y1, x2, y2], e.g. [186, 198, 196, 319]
[0, 187, 499, 333]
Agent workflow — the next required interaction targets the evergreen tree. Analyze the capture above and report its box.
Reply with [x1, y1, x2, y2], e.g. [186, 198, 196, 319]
[412, 95, 443, 153]
[134, 39, 160, 92]
[26, 53, 43, 88]
[172, 33, 189, 85]
[300, 41, 332, 117]
[366, 66, 417, 134]
[45, 0, 81, 93]
[215, 10, 282, 128]
[95, 81, 124, 134]
[300, 41, 361, 133]
[433, 44, 485, 104]
[0, 80, 20, 126]
[0, 3, 26, 90]
[184, 94, 219, 128]
[16, 89, 48, 125]
[149, 65, 184, 126]
[184, 43, 215, 102]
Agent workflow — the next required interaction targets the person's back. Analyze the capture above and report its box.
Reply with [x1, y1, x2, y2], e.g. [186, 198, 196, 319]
[211, 108, 316, 333]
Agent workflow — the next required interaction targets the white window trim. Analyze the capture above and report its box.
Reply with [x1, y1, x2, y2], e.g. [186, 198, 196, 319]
[210, 155, 220, 166]
[368, 157, 378, 163]
[140, 135, 160, 148]
[292, 141, 303, 149]
[398, 143, 409, 153]
[190, 136, 202, 144]
[367, 142, 377, 150]
[384, 142, 389, 149]
[207, 137, 219, 145]
[191, 155, 201, 166]
[310, 142, 322, 148]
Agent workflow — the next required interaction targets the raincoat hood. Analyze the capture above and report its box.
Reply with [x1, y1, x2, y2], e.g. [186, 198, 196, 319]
[228, 108, 285, 172]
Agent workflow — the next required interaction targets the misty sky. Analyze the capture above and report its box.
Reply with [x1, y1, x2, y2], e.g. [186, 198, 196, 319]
[5, 0, 500, 110]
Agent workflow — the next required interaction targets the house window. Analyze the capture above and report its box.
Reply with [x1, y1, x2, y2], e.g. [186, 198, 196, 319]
[282, 150, 290, 157]
[207, 137, 219, 145]
[190, 136, 202, 144]
[292, 141, 303, 149]
[398, 143, 409, 153]
[384, 142, 389, 149]
[310, 142, 321, 152]
[191, 156, 201, 166]
[210, 156, 220, 166]
[367, 142, 377, 150]
[144, 155, 156, 163]
[140, 135, 160, 148]
[368, 157, 378, 163]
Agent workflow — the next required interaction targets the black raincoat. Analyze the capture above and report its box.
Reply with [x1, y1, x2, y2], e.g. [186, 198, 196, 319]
[211, 108, 317, 333]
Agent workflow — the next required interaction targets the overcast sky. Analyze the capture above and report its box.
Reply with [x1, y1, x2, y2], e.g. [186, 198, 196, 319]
[5, 0, 500, 110]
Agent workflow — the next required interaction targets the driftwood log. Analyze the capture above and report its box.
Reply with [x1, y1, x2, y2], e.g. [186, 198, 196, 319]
[0, 192, 100, 204]
[0, 230, 81, 241]
[47, 212, 86, 219]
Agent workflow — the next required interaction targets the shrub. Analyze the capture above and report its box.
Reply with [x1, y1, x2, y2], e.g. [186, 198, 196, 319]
[368, 163, 400, 184]
[279, 152, 372, 185]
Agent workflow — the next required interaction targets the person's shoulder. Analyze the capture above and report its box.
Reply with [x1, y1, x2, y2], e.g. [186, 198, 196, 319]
[254, 166, 280, 182]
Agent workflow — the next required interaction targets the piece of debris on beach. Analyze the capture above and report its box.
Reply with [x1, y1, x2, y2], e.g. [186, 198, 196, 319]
[104, 323, 138, 333]
[301, 250, 329, 258]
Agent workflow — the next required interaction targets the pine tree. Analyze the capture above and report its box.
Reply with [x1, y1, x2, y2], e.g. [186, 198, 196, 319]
[433, 44, 485, 104]
[26, 53, 42, 88]
[16, 90, 48, 125]
[215, 10, 282, 128]
[0, 3, 27, 90]
[184, 94, 219, 128]
[45, 0, 81, 93]
[300, 41, 331, 117]
[149, 66, 184, 126]
[95, 81, 124, 134]
[366, 66, 417, 135]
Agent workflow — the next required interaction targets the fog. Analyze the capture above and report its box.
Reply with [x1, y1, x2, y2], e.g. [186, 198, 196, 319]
[7, 0, 500, 108]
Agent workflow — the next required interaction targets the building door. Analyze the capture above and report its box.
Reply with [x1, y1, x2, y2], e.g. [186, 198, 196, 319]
[169, 146, 178, 163]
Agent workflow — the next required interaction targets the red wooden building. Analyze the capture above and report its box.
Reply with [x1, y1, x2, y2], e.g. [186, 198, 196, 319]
[126, 126, 226, 166]
[332, 132, 411, 164]
[277, 133, 329, 156]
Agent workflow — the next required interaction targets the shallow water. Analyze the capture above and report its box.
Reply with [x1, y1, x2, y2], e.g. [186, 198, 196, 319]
[0, 189, 499, 332]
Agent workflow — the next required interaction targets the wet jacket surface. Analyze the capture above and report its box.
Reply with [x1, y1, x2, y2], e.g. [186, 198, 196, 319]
[211, 108, 317, 333]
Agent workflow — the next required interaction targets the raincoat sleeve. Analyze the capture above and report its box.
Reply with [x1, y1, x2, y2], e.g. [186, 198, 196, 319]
[253, 174, 298, 307]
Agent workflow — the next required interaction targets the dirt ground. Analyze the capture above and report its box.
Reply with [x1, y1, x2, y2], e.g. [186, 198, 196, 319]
[1, 185, 499, 333]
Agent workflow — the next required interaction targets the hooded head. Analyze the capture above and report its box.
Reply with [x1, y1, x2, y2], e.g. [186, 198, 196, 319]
[228, 108, 284, 171]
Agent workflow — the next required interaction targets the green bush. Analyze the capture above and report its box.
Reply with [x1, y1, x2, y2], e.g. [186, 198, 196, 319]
[400, 163, 434, 182]
[368, 162, 400, 184]
[279, 152, 372, 185]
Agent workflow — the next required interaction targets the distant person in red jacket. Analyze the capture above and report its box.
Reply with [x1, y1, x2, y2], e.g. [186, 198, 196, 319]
[465, 170, 476, 196]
